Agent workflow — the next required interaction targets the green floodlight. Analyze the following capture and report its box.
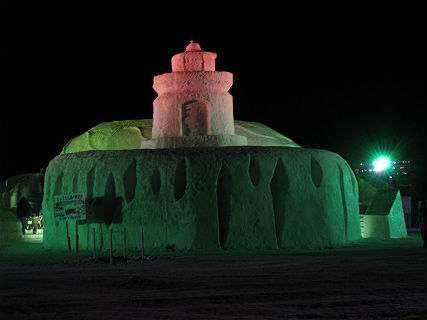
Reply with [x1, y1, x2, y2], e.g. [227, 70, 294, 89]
[373, 157, 391, 172]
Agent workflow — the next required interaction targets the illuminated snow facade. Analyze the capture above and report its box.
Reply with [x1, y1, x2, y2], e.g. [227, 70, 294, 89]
[40, 42, 373, 253]
[141, 41, 247, 149]
[43, 147, 362, 252]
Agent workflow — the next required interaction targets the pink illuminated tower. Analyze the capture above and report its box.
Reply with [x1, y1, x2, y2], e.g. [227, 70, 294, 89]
[141, 41, 247, 149]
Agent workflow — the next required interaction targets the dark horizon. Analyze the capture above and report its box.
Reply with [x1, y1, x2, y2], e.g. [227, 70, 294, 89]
[1, 4, 426, 196]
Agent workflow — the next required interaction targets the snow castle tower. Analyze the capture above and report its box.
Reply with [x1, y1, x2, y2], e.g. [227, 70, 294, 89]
[141, 41, 247, 149]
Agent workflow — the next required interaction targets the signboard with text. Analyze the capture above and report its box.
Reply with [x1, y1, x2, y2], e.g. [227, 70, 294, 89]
[54, 193, 87, 222]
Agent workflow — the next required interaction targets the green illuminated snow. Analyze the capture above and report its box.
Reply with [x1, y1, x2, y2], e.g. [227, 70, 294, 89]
[61, 119, 300, 154]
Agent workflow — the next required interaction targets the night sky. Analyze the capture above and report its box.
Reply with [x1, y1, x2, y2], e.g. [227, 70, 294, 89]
[1, 5, 426, 194]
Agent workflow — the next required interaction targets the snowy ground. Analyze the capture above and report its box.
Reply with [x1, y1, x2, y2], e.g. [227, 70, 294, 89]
[0, 233, 426, 319]
[22, 228, 43, 243]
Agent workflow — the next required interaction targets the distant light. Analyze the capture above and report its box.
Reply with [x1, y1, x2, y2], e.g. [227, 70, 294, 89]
[393, 161, 396, 164]
[373, 157, 391, 172]
[369, 169, 373, 172]
[389, 176, 393, 179]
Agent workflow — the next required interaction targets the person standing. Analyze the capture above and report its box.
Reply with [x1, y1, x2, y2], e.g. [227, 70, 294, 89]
[30, 212, 39, 234]
[17, 197, 32, 235]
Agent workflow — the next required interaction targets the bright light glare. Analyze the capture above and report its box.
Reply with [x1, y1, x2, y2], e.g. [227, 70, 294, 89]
[373, 157, 391, 172]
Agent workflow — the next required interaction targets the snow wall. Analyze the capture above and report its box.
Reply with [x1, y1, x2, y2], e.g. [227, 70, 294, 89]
[42, 147, 361, 252]
[0, 173, 44, 213]
[361, 190, 407, 238]
[0, 201, 22, 242]
[0, 173, 44, 242]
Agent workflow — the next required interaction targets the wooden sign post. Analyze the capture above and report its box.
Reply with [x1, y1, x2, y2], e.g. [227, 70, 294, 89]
[54, 193, 87, 254]
[123, 228, 127, 260]
[75, 221, 79, 253]
[65, 221, 71, 253]
[109, 229, 113, 264]
[92, 227, 97, 259]
[141, 227, 144, 262]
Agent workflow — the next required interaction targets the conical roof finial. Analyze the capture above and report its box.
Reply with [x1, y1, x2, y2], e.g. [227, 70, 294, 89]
[186, 40, 202, 52]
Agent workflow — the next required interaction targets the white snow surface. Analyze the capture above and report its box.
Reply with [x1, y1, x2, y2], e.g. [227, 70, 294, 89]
[0, 234, 425, 319]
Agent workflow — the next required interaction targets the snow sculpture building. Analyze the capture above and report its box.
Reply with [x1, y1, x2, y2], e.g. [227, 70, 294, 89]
[41, 41, 366, 253]
[141, 41, 247, 149]
[358, 178, 407, 238]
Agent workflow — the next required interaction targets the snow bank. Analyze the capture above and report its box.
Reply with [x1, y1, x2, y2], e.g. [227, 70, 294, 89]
[42, 147, 360, 252]
[0, 201, 22, 242]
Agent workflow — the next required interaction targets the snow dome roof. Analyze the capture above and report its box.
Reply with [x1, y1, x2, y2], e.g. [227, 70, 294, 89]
[61, 120, 300, 154]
